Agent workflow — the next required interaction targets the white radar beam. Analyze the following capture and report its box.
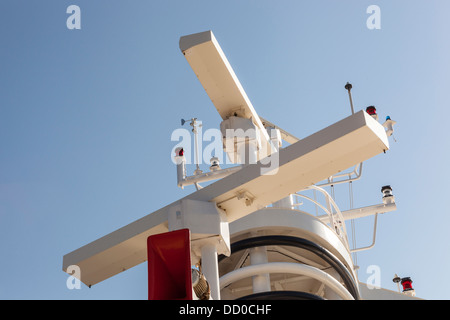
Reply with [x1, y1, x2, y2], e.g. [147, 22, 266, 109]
[179, 30, 272, 160]
[63, 110, 389, 287]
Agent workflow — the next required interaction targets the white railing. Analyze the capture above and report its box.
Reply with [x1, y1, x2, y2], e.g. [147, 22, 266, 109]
[294, 185, 350, 251]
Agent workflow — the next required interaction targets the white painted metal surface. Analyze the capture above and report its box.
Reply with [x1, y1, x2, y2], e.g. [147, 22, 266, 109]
[63, 109, 387, 287]
[62, 30, 410, 300]
[317, 202, 397, 223]
[358, 282, 422, 300]
[220, 208, 360, 299]
[249, 246, 271, 293]
[168, 199, 230, 262]
[201, 244, 221, 300]
[219, 262, 354, 300]
[227, 208, 355, 275]
[179, 30, 272, 160]
[260, 116, 300, 145]
[208, 110, 389, 222]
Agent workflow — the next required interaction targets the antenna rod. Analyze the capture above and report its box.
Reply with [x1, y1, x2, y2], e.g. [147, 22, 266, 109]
[345, 82, 355, 115]
[190, 118, 202, 175]
[181, 118, 203, 175]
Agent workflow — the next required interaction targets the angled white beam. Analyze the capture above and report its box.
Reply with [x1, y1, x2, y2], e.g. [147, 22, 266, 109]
[63, 110, 389, 287]
[317, 202, 397, 224]
[179, 30, 272, 158]
[259, 116, 300, 145]
[196, 110, 388, 222]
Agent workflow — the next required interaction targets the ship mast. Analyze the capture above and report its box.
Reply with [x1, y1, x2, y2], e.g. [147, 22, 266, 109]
[63, 30, 409, 300]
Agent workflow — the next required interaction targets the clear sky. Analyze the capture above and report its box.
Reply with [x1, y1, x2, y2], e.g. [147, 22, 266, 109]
[1, 0, 449, 300]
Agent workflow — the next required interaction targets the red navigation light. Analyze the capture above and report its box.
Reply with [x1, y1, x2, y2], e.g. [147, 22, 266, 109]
[401, 277, 413, 292]
[366, 106, 377, 116]
[175, 148, 184, 156]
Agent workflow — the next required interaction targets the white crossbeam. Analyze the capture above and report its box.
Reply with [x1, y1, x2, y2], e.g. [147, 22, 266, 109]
[63, 110, 388, 287]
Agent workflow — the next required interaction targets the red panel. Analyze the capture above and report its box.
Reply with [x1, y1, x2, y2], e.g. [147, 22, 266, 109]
[147, 229, 192, 300]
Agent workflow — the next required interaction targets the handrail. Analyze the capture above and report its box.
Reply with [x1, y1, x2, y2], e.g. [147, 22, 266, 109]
[316, 163, 363, 187]
[219, 262, 355, 300]
[295, 185, 350, 250]
[293, 194, 332, 218]
[219, 235, 361, 299]
[350, 213, 378, 253]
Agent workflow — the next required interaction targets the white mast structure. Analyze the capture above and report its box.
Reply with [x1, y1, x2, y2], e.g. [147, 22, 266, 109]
[63, 30, 417, 300]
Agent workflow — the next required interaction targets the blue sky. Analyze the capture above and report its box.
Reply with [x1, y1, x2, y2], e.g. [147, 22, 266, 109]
[1, 1, 449, 299]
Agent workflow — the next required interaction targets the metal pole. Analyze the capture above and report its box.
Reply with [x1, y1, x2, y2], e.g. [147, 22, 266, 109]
[345, 82, 355, 115]
[249, 246, 271, 293]
[201, 244, 220, 300]
[191, 119, 202, 174]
